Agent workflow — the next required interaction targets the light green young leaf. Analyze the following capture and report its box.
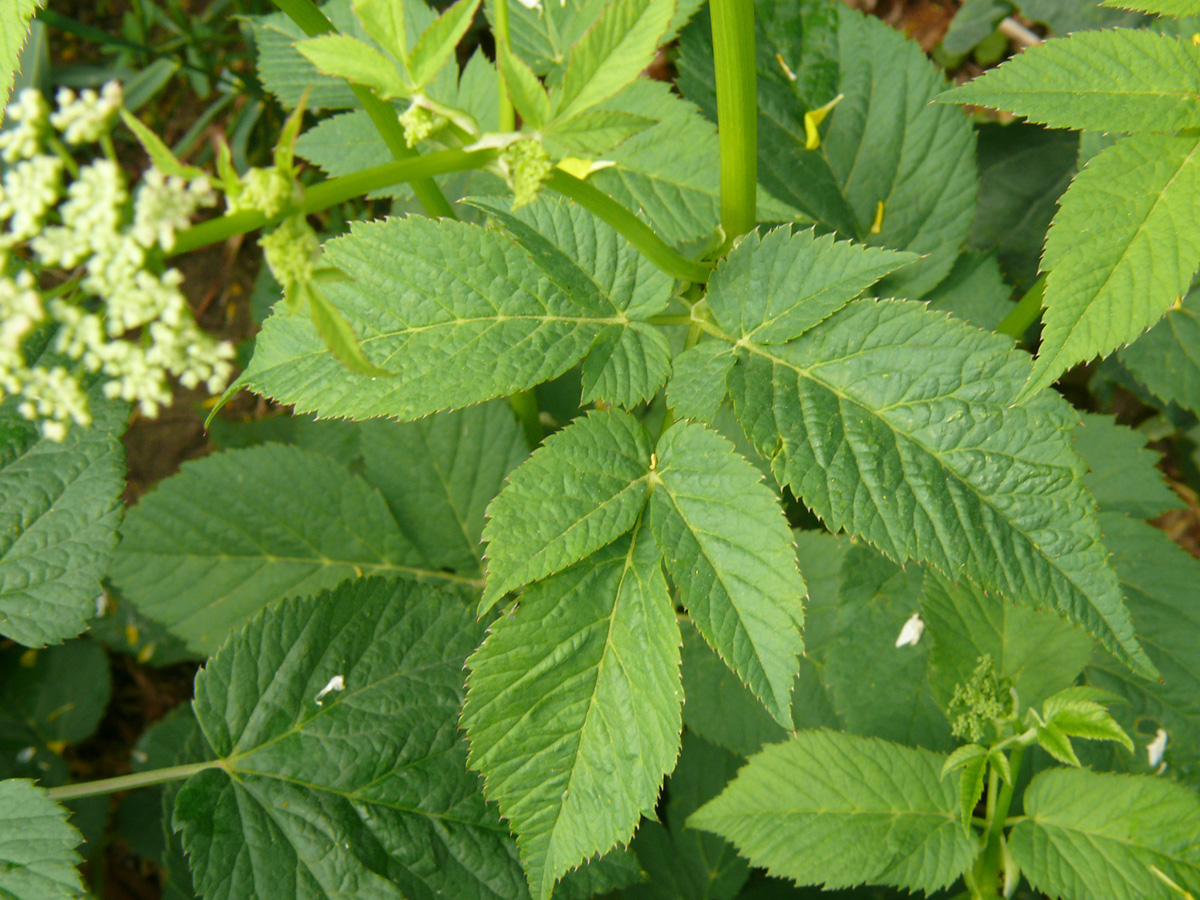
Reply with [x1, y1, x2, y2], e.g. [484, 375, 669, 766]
[957, 753, 987, 833]
[728, 298, 1154, 678]
[1074, 413, 1182, 520]
[353, 0, 410, 66]
[499, 44, 552, 129]
[922, 571, 1096, 713]
[242, 214, 628, 420]
[119, 109, 206, 179]
[1102, 0, 1200, 15]
[409, 0, 482, 88]
[0, 0, 40, 118]
[1119, 282, 1200, 418]
[706, 227, 919, 345]
[678, 0, 977, 298]
[1022, 133, 1200, 398]
[545, 110, 656, 155]
[689, 731, 981, 894]
[1010, 768, 1200, 900]
[111, 444, 479, 653]
[480, 408, 653, 614]
[1043, 695, 1134, 752]
[944, 30, 1200, 134]
[0, 394, 125, 647]
[464, 527, 682, 900]
[174, 578, 527, 900]
[551, 0, 675, 123]
[650, 420, 806, 727]
[296, 34, 410, 98]
[666, 342, 735, 425]
[1037, 721, 1082, 766]
[0, 779, 86, 900]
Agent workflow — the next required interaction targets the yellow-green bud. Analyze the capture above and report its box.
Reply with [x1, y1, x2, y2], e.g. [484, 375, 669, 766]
[399, 105, 440, 148]
[502, 139, 552, 210]
[230, 166, 292, 218]
[261, 216, 319, 287]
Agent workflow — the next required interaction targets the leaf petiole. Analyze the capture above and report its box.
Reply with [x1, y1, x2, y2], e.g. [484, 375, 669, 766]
[45, 760, 224, 801]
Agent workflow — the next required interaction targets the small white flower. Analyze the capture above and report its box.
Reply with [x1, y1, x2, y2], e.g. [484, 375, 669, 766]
[0, 89, 48, 162]
[315, 674, 346, 705]
[50, 81, 123, 145]
[895, 612, 925, 648]
[1147, 728, 1168, 767]
[0, 155, 63, 239]
[131, 169, 216, 250]
[15, 746, 36, 764]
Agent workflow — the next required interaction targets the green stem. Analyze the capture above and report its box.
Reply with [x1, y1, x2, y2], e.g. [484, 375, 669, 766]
[546, 169, 712, 284]
[972, 747, 1025, 899]
[170, 148, 495, 256]
[269, 0, 457, 219]
[45, 761, 222, 801]
[492, 0, 516, 131]
[997, 275, 1045, 339]
[709, 0, 757, 242]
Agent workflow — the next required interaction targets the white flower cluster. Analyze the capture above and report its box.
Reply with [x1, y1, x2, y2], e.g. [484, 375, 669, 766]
[0, 84, 236, 440]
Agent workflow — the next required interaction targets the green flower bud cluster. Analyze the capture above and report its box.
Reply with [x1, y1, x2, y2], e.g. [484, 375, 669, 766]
[399, 104, 441, 148]
[262, 216, 320, 288]
[949, 655, 1010, 743]
[501, 139, 552, 210]
[228, 166, 293, 218]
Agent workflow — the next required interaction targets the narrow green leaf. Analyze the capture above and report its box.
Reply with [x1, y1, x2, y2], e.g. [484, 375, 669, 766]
[552, 0, 675, 124]
[1023, 133, 1200, 398]
[1074, 413, 1182, 520]
[0, 394, 125, 647]
[1037, 721, 1082, 766]
[689, 731, 981, 894]
[175, 578, 525, 900]
[464, 527, 682, 900]
[499, 44, 553, 128]
[650, 421, 806, 727]
[481, 408, 653, 613]
[111, 444, 478, 653]
[944, 30, 1200, 134]
[0, 0, 40, 118]
[666, 342, 735, 425]
[728, 298, 1154, 677]
[409, 0, 482, 89]
[706, 227, 918, 345]
[119, 109, 206, 179]
[1010, 768, 1200, 900]
[0, 779, 86, 900]
[958, 754, 987, 832]
[296, 33, 410, 98]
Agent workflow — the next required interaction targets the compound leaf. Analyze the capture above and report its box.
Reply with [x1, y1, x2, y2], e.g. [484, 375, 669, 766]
[1023, 133, 1200, 397]
[481, 408, 653, 614]
[0, 779, 85, 900]
[464, 527, 682, 900]
[706, 227, 918, 345]
[111, 444, 477, 654]
[650, 420, 806, 727]
[944, 30, 1200, 134]
[174, 578, 527, 900]
[0, 394, 125, 647]
[688, 731, 980, 894]
[1010, 768, 1200, 900]
[728, 298, 1154, 677]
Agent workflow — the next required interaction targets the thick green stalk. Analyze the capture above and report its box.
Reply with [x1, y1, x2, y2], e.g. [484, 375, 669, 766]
[269, 0, 457, 219]
[46, 761, 222, 801]
[492, 0, 516, 131]
[998, 275, 1045, 339]
[971, 747, 1025, 900]
[709, 0, 758, 242]
[547, 170, 712, 283]
[171, 149, 495, 255]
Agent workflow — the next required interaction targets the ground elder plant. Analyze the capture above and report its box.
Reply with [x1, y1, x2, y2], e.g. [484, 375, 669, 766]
[3, 0, 1200, 898]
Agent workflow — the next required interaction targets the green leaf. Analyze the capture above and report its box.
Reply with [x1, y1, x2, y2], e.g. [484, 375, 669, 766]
[303, 282, 396, 377]
[409, 0, 482, 88]
[689, 731, 981, 894]
[1085, 513, 1200, 780]
[546, 110, 656, 155]
[944, 30, 1200, 134]
[0, 779, 86, 900]
[679, 0, 978, 298]
[1022, 133, 1200, 398]
[1018, 0, 1143, 32]
[0, 0, 40, 118]
[357, 401, 528, 576]
[174, 577, 527, 900]
[922, 571, 1095, 713]
[1010, 768, 1200, 900]
[1119, 283, 1200, 418]
[957, 752, 987, 833]
[824, 545, 952, 750]
[1074, 412, 1182, 519]
[727, 298, 1154, 677]
[942, 0, 1011, 56]
[242, 214, 629, 420]
[0, 394, 125, 647]
[650, 420, 806, 727]
[119, 109, 206, 179]
[923, 251, 1014, 331]
[551, 0, 675, 123]
[111, 444, 479, 653]
[1037, 721, 1082, 766]
[578, 321, 672, 408]
[705, 227, 918, 345]
[499, 44, 552, 129]
[666, 342, 735, 425]
[1103, 0, 1200, 16]
[0, 640, 112, 751]
[353, 0, 410, 65]
[464, 526, 682, 900]
[480, 408, 653, 613]
[1043, 694, 1134, 752]
[296, 33, 410, 98]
